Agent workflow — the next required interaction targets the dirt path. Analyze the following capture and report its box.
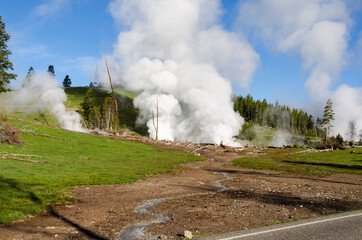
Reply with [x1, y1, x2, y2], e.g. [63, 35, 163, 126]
[1, 139, 361, 240]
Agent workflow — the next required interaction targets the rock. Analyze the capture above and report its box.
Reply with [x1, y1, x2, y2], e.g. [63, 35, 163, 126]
[350, 150, 356, 154]
[158, 235, 167, 240]
[184, 230, 193, 239]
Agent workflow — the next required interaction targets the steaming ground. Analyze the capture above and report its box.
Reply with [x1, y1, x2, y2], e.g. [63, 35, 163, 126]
[96, 0, 259, 145]
[1, 72, 85, 132]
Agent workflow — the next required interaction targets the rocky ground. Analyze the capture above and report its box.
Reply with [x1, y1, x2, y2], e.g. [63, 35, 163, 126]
[1, 137, 361, 240]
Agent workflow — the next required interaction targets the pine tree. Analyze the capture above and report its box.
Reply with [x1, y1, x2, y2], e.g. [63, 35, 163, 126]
[47, 65, 55, 77]
[27, 66, 34, 77]
[62, 75, 71, 87]
[321, 98, 335, 143]
[0, 16, 17, 92]
[348, 120, 356, 143]
[22, 66, 34, 87]
[80, 88, 96, 127]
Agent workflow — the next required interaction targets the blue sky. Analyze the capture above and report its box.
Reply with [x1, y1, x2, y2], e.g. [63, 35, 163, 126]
[1, 0, 361, 108]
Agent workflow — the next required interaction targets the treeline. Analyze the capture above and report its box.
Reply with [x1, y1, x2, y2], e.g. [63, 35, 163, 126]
[233, 94, 324, 137]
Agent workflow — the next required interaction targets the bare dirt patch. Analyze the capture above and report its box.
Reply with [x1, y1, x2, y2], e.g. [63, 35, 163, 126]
[1, 137, 361, 239]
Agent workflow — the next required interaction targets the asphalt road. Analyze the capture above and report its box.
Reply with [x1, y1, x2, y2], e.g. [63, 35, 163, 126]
[199, 210, 362, 240]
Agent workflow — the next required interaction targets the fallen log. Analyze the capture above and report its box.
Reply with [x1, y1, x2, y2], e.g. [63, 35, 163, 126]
[20, 130, 73, 141]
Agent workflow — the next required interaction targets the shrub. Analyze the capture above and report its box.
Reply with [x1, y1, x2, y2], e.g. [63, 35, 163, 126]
[317, 137, 345, 150]
[239, 121, 256, 141]
[0, 114, 8, 122]
[0, 123, 23, 145]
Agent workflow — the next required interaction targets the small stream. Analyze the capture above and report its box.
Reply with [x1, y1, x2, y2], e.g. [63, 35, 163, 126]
[119, 171, 234, 239]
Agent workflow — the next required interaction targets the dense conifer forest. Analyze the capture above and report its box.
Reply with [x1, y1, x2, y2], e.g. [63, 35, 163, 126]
[233, 94, 324, 138]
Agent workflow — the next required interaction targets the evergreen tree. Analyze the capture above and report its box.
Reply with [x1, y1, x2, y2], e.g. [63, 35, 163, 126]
[233, 93, 318, 137]
[239, 120, 256, 141]
[80, 88, 96, 127]
[27, 66, 34, 76]
[22, 66, 34, 87]
[47, 65, 55, 77]
[336, 133, 344, 145]
[321, 98, 335, 143]
[348, 120, 356, 142]
[62, 75, 71, 87]
[0, 16, 17, 92]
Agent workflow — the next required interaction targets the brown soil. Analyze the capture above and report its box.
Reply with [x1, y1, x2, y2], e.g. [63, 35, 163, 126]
[1, 137, 361, 240]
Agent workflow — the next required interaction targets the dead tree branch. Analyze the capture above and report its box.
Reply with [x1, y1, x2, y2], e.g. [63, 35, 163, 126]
[20, 130, 73, 140]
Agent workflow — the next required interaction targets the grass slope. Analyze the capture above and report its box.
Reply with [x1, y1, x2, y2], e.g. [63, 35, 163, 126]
[234, 148, 362, 177]
[0, 119, 203, 224]
[1, 87, 145, 134]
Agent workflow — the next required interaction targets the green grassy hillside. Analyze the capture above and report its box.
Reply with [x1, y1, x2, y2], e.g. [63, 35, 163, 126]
[0, 86, 146, 135]
[234, 148, 362, 177]
[0, 119, 203, 224]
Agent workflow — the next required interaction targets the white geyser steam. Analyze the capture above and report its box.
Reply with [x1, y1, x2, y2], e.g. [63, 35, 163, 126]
[238, 0, 362, 139]
[102, 0, 259, 145]
[4, 72, 85, 132]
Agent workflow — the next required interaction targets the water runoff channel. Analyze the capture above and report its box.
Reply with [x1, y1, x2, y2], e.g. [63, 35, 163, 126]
[119, 171, 234, 239]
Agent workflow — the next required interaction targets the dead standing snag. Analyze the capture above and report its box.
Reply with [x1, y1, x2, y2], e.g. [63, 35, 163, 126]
[104, 57, 120, 135]
[151, 98, 159, 141]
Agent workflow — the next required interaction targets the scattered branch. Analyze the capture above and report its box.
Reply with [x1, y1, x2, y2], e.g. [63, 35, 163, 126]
[1, 152, 47, 163]
[19, 130, 73, 141]
[4, 157, 46, 163]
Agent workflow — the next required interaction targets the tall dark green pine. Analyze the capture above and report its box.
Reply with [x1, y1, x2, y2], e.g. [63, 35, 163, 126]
[27, 66, 34, 77]
[0, 16, 17, 92]
[47, 65, 55, 77]
[62, 75, 71, 87]
[22, 66, 34, 87]
[321, 98, 335, 143]
[80, 88, 96, 124]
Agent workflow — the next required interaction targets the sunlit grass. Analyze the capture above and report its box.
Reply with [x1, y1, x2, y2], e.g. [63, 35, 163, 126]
[234, 148, 362, 176]
[0, 120, 203, 224]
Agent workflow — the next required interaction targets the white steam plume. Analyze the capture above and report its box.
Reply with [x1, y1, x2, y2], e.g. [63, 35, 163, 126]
[238, 0, 362, 139]
[2, 72, 85, 132]
[100, 0, 259, 145]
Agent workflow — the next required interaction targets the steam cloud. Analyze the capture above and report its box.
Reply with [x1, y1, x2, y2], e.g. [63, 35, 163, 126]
[3, 72, 85, 132]
[238, 0, 362, 140]
[101, 0, 259, 145]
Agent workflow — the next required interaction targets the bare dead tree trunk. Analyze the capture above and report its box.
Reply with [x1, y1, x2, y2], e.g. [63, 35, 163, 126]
[104, 57, 119, 135]
[151, 98, 159, 141]
[106, 106, 111, 130]
[156, 98, 159, 141]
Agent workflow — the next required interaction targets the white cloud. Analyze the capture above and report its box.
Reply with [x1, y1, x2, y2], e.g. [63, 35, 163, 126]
[34, 0, 70, 18]
[238, 0, 361, 138]
[14, 43, 54, 59]
[357, 31, 362, 67]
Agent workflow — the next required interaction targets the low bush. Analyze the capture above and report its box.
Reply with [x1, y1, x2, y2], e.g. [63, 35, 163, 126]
[0, 123, 23, 145]
[317, 137, 345, 150]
